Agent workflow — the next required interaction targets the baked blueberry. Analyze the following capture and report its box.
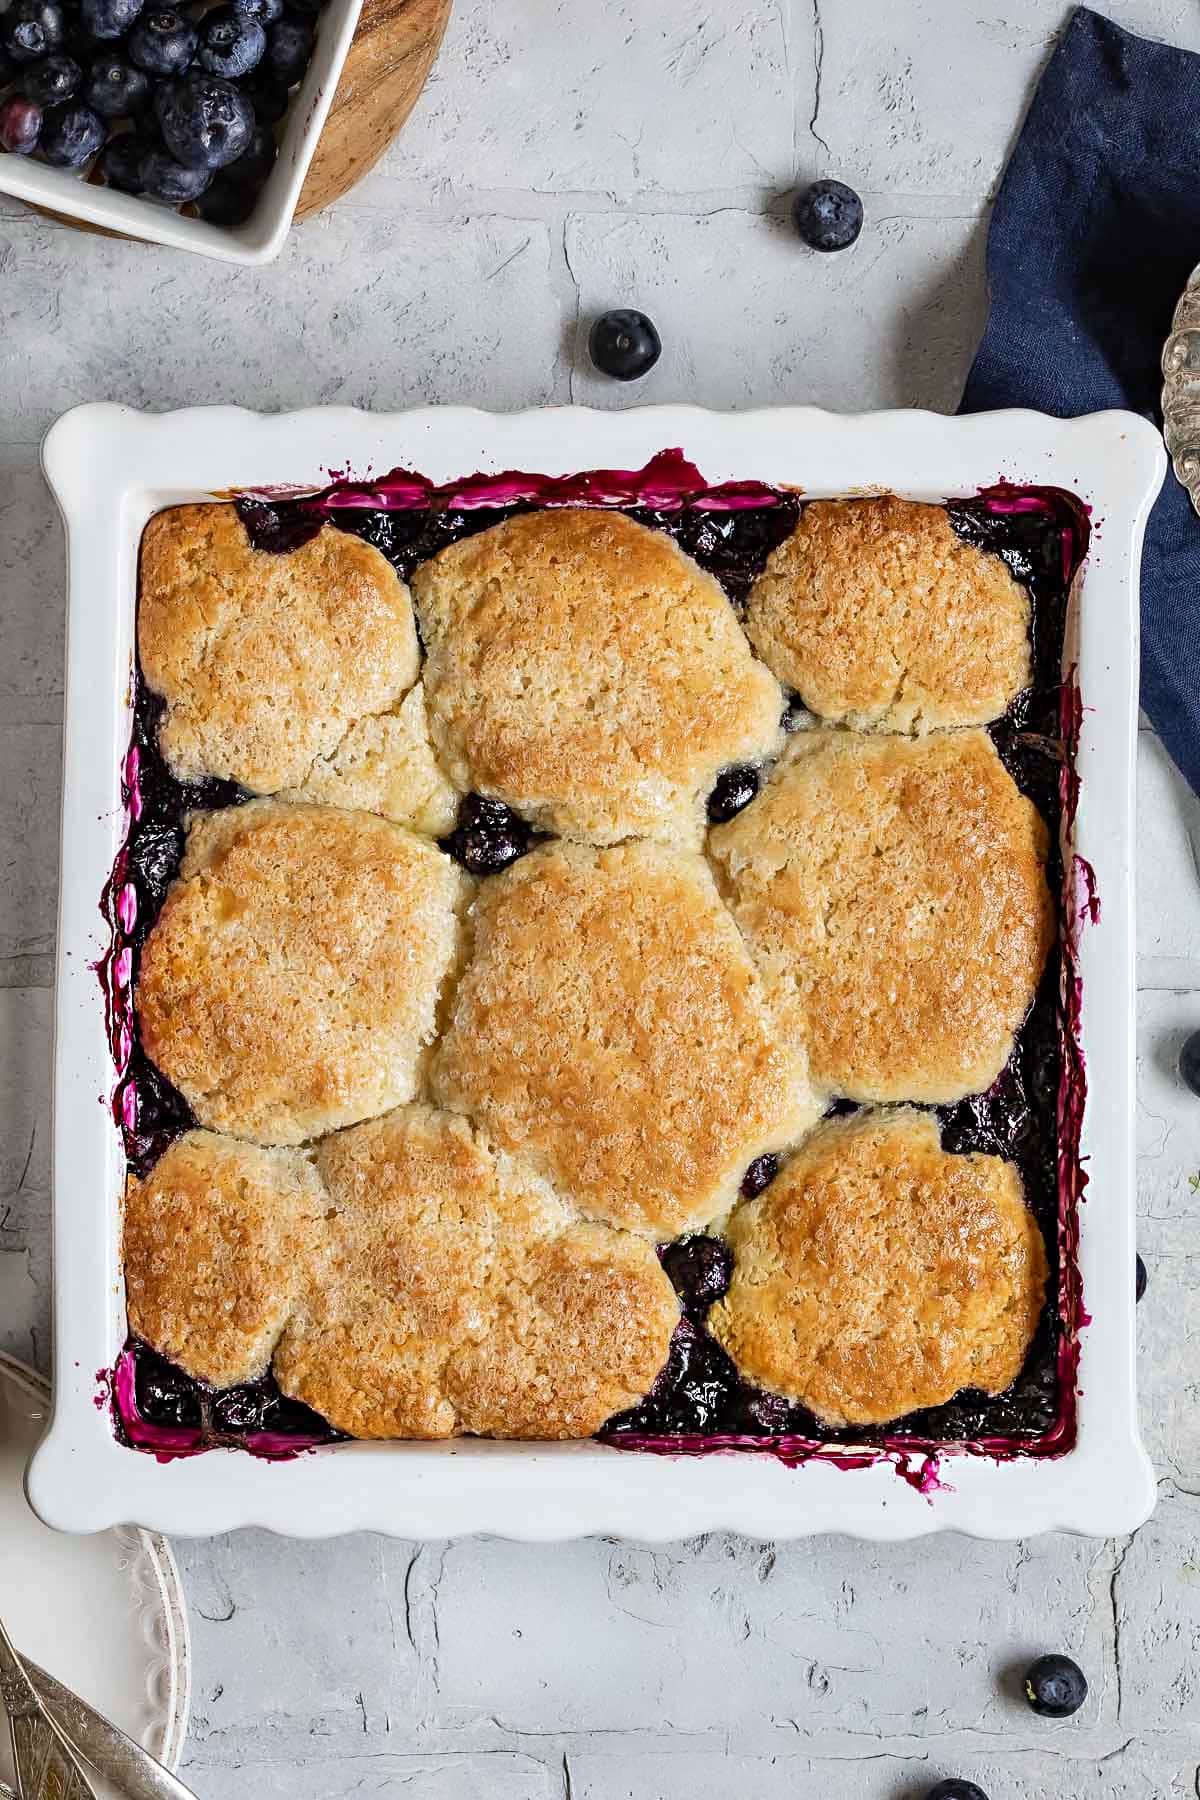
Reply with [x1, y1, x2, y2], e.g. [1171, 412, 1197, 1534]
[156, 71, 252, 168]
[99, 128, 149, 189]
[1136, 1252, 1147, 1303]
[128, 8, 197, 75]
[198, 5, 265, 78]
[140, 143, 211, 200]
[22, 52, 80, 104]
[39, 98, 105, 164]
[1024, 1653, 1088, 1718]
[781, 692, 808, 733]
[193, 169, 257, 222]
[588, 308, 661, 381]
[740, 1152, 779, 1198]
[2, 0, 64, 64]
[1179, 1027, 1200, 1095]
[441, 792, 532, 876]
[133, 1345, 203, 1429]
[79, 0, 142, 40]
[660, 1235, 733, 1313]
[231, 0, 285, 22]
[707, 763, 760, 823]
[264, 11, 312, 85]
[925, 1783, 989, 1800]
[792, 178, 864, 252]
[85, 54, 147, 115]
[0, 93, 41, 151]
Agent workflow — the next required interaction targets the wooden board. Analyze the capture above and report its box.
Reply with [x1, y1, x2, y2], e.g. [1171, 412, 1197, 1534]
[32, 0, 451, 235]
[296, 0, 451, 218]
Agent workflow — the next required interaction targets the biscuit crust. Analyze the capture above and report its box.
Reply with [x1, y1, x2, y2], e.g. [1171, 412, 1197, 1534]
[123, 1130, 329, 1389]
[411, 508, 783, 845]
[281, 682, 459, 836]
[272, 1105, 679, 1439]
[433, 839, 820, 1236]
[746, 496, 1031, 731]
[708, 729, 1053, 1103]
[136, 802, 468, 1145]
[709, 1109, 1047, 1425]
[139, 504, 420, 792]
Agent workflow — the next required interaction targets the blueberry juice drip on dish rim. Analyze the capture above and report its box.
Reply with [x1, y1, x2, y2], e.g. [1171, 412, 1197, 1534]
[105, 455, 1090, 1461]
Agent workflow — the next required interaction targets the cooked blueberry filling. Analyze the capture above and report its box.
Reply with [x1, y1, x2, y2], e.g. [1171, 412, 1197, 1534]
[706, 763, 760, 823]
[780, 691, 808, 733]
[739, 1152, 780, 1197]
[660, 1235, 733, 1315]
[112, 477, 1084, 1456]
[440, 792, 536, 876]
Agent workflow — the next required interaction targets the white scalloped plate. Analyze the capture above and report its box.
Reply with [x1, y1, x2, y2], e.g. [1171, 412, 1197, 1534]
[0, 1354, 189, 1793]
[28, 403, 1165, 1542]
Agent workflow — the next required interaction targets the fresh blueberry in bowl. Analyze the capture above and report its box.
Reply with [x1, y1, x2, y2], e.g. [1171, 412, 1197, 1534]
[193, 168, 256, 222]
[227, 118, 274, 183]
[198, 4, 265, 78]
[128, 7, 197, 75]
[21, 51, 80, 104]
[2, 0, 65, 65]
[99, 127, 149, 188]
[39, 98, 105, 164]
[264, 10, 313, 85]
[156, 70, 253, 168]
[588, 307, 661, 381]
[79, 0, 142, 41]
[1023, 1653, 1088, 1718]
[925, 1783, 989, 1800]
[140, 142, 211, 200]
[84, 53, 148, 115]
[707, 763, 760, 823]
[0, 93, 42, 152]
[792, 178, 864, 252]
[231, 0, 285, 22]
[239, 69, 288, 121]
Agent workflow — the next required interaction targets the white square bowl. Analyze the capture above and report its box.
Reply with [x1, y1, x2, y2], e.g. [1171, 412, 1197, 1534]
[0, 0, 361, 265]
[28, 401, 1165, 1541]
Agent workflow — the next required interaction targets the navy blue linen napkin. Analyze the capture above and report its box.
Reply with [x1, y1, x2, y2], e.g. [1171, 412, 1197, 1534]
[960, 5, 1200, 790]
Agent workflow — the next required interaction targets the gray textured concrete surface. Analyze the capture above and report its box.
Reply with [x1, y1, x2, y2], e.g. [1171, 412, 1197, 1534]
[1, 1, 1198, 1794]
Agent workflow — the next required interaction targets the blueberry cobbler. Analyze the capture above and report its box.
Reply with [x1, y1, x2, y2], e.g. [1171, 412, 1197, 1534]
[104, 451, 1090, 1466]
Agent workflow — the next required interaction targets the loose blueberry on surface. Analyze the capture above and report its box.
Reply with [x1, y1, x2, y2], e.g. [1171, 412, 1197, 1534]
[2, 0, 65, 64]
[740, 1152, 780, 1198]
[264, 11, 313, 84]
[1179, 1027, 1200, 1095]
[925, 1782, 989, 1800]
[588, 307, 662, 381]
[1023, 1653, 1088, 1718]
[128, 7, 197, 75]
[99, 127, 149, 189]
[0, 92, 42, 151]
[156, 70, 252, 168]
[193, 169, 256, 222]
[22, 52, 80, 104]
[85, 53, 148, 115]
[792, 178, 864, 253]
[441, 792, 532, 876]
[198, 4, 265, 78]
[1136, 1252, 1147, 1303]
[79, 0, 142, 41]
[140, 142, 211, 200]
[707, 763, 760, 823]
[231, 0, 285, 22]
[39, 98, 105, 164]
[660, 1235, 733, 1313]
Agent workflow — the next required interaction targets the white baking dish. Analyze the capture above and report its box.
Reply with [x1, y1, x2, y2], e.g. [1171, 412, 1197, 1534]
[0, 0, 361, 266]
[28, 401, 1164, 1541]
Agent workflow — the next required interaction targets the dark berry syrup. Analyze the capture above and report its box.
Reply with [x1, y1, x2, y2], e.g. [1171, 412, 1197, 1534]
[103, 452, 1092, 1474]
